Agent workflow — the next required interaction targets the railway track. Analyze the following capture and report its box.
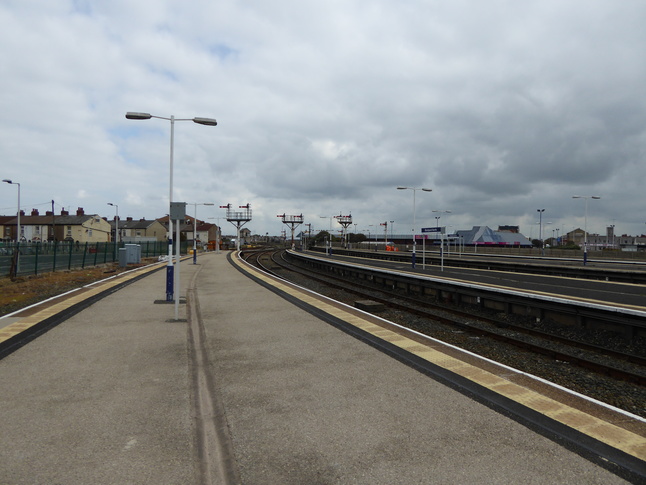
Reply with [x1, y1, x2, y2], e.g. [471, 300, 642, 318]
[241, 248, 646, 417]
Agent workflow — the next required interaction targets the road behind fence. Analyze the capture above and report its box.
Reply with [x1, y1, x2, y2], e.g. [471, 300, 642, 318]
[0, 241, 188, 278]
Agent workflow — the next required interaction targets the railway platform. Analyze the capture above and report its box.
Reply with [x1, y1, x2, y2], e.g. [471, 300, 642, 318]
[0, 251, 643, 484]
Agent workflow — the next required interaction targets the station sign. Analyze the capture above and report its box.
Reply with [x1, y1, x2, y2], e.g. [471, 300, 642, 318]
[421, 227, 445, 234]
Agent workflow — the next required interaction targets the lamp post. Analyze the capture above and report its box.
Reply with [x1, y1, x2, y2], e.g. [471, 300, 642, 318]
[208, 217, 222, 253]
[319, 215, 334, 254]
[126, 112, 217, 310]
[190, 202, 214, 263]
[368, 224, 377, 251]
[107, 202, 118, 260]
[537, 209, 545, 256]
[397, 186, 432, 269]
[432, 209, 451, 261]
[2, 179, 20, 243]
[572, 195, 601, 265]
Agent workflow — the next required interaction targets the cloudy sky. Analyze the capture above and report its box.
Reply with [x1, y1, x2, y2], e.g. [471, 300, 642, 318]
[1, 1, 645, 240]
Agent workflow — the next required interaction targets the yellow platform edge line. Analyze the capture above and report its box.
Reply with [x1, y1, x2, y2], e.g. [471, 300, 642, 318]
[0, 262, 165, 345]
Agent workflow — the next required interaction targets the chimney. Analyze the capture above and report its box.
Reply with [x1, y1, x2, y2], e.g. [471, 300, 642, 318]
[61, 209, 69, 216]
[127, 217, 133, 221]
[31, 209, 39, 216]
[46, 211, 53, 216]
[19, 210, 25, 217]
[76, 207, 84, 216]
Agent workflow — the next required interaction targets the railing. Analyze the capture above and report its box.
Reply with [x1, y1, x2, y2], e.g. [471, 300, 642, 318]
[0, 240, 188, 278]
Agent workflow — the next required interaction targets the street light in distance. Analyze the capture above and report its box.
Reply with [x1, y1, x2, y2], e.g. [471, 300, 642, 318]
[3, 179, 21, 243]
[396, 186, 432, 269]
[572, 195, 601, 265]
[107, 202, 119, 260]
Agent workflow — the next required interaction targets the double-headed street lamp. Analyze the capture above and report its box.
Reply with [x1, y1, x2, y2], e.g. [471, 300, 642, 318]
[3, 179, 21, 243]
[572, 195, 601, 265]
[190, 202, 214, 263]
[319, 215, 335, 254]
[432, 209, 451, 259]
[107, 202, 119, 260]
[537, 209, 545, 256]
[126, 112, 217, 314]
[397, 186, 432, 269]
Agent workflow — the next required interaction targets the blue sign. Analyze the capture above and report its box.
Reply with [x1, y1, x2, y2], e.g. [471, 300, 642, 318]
[421, 227, 441, 233]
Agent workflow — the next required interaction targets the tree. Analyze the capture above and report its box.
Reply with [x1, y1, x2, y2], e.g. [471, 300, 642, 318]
[311, 230, 330, 245]
[348, 232, 367, 243]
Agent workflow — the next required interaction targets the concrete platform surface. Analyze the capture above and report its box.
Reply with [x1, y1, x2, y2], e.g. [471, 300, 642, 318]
[0, 252, 636, 484]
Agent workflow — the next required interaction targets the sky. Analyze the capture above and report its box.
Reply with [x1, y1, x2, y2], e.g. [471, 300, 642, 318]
[1, 1, 645, 240]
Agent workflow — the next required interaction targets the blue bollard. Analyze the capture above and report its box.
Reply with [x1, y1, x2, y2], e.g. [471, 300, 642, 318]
[166, 265, 174, 301]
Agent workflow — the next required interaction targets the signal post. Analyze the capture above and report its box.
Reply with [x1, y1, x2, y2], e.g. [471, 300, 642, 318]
[278, 213, 304, 249]
[335, 214, 353, 248]
[221, 203, 252, 251]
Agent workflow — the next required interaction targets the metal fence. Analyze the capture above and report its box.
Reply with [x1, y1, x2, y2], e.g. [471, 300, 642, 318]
[0, 240, 188, 278]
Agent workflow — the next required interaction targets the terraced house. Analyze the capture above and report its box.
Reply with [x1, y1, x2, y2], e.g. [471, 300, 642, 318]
[2, 208, 111, 243]
[107, 217, 167, 242]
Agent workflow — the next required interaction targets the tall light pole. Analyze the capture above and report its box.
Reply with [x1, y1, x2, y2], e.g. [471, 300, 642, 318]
[3, 179, 21, 243]
[368, 224, 378, 251]
[107, 202, 118, 260]
[319, 215, 334, 254]
[190, 202, 214, 263]
[432, 209, 451, 258]
[397, 186, 432, 268]
[208, 217, 222, 253]
[537, 209, 545, 256]
[126, 112, 217, 308]
[572, 195, 601, 265]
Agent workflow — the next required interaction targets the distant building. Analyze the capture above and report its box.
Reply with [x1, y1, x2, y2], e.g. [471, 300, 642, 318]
[456, 226, 532, 247]
[108, 217, 167, 242]
[2, 208, 110, 243]
[0, 215, 15, 241]
[567, 227, 646, 251]
[193, 223, 220, 246]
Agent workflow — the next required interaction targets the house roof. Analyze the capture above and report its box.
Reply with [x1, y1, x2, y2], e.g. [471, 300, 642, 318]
[196, 223, 217, 231]
[109, 219, 161, 230]
[3, 214, 103, 225]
